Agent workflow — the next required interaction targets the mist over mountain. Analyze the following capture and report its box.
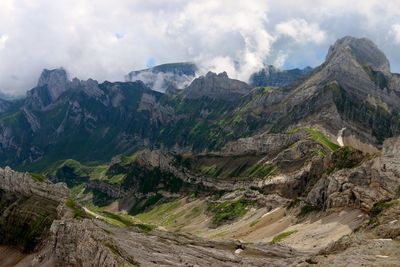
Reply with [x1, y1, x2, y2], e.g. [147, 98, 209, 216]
[125, 62, 197, 92]
[2, 1, 400, 97]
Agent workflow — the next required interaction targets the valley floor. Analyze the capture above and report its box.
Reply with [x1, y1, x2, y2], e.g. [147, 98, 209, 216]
[123, 197, 366, 253]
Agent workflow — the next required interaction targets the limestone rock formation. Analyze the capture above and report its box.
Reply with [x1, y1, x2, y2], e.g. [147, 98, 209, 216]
[250, 65, 312, 87]
[307, 137, 400, 211]
[0, 167, 68, 202]
[37, 68, 70, 101]
[183, 71, 251, 100]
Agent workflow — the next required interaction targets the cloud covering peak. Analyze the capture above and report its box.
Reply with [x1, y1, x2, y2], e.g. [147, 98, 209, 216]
[0, 0, 400, 95]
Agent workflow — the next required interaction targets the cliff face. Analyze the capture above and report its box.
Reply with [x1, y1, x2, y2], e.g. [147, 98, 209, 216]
[307, 137, 400, 211]
[0, 167, 69, 202]
[249, 65, 312, 87]
[183, 71, 251, 100]
[0, 168, 68, 252]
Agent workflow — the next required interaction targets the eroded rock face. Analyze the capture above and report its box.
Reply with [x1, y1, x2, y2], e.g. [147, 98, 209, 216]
[0, 167, 68, 202]
[34, 218, 305, 267]
[326, 36, 390, 74]
[221, 132, 306, 156]
[307, 137, 400, 211]
[250, 65, 313, 87]
[184, 71, 251, 100]
[0, 167, 69, 252]
[40, 219, 120, 267]
[37, 68, 70, 101]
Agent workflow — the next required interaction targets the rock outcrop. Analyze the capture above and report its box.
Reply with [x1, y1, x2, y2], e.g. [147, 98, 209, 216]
[0, 167, 68, 252]
[220, 132, 306, 156]
[307, 137, 400, 211]
[37, 68, 70, 101]
[39, 219, 120, 267]
[183, 71, 251, 100]
[250, 65, 312, 87]
[0, 167, 68, 202]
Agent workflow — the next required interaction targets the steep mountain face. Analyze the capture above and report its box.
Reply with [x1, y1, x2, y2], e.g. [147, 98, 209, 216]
[0, 167, 68, 252]
[125, 62, 197, 92]
[250, 65, 313, 87]
[25, 68, 70, 109]
[0, 70, 256, 169]
[0, 76, 168, 169]
[239, 36, 400, 151]
[183, 71, 251, 100]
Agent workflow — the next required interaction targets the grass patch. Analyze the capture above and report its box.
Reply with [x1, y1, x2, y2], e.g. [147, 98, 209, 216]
[29, 172, 46, 182]
[184, 206, 202, 219]
[305, 128, 339, 151]
[70, 184, 85, 197]
[135, 199, 181, 223]
[370, 199, 399, 217]
[65, 198, 86, 219]
[250, 219, 260, 227]
[207, 199, 252, 226]
[133, 223, 156, 233]
[329, 146, 364, 173]
[101, 211, 134, 227]
[316, 148, 327, 157]
[199, 164, 221, 177]
[271, 230, 298, 244]
[244, 163, 277, 178]
[99, 210, 156, 232]
[129, 194, 163, 215]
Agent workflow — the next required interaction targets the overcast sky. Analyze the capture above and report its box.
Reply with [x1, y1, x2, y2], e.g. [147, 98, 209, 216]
[1, 0, 400, 95]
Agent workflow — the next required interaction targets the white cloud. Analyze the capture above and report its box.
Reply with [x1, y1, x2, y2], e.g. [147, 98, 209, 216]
[0, 0, 400, 95]
[0, 35, 8, 49]
[273, 52, 289, 68]
[275, 19, 326, 44]
[164, 0, 273, 81]
[390, 24, 400, 44]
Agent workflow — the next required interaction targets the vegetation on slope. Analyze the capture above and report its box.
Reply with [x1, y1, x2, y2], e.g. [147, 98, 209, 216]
[29, 172, 47, 182]
[329, 146, 365, 173]
[271, 230, 298, 244]
[65, 198, 87, 219]
[207, 199, 253, 226]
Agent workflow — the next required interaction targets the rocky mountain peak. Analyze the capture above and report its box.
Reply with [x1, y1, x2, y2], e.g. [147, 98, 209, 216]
[37, 67, 70, 101]
[326, 36, 390, 73]
[183, 71, 251, 100]
[250, 65, 313, 87]
[205, 71, 228, 79]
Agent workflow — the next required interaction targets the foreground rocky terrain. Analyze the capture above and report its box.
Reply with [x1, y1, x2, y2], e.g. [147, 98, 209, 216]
[0, 36, 400, 266]
[1, 135, 399, 266]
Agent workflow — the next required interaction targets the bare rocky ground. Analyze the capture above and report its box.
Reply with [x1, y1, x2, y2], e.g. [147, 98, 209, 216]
[1, 137, 400, 266]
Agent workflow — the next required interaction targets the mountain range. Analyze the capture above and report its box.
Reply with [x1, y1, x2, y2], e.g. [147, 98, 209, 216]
[0, 36, 398, 170]
[0, 36, 400, 267]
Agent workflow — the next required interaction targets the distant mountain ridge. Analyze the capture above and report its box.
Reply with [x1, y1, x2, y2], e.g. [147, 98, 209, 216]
[250, 65, 313, 87]
[0, 36, 398, 170]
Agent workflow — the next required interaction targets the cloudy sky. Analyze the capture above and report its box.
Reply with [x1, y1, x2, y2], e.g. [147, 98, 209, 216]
[1, 0, 400, 95]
